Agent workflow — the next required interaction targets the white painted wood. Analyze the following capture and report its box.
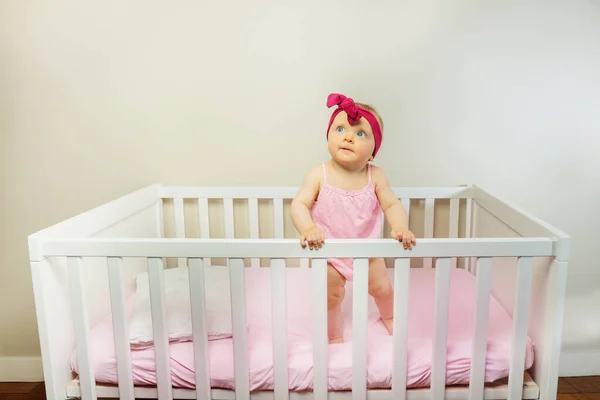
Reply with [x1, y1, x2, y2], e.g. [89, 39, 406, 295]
[400, 198, 411, 222]
[30, 260, 64, 400]
[174, 198, 185, 238]
[229, 258, 250, 399]
[197, 198, 212, 268]
[157, 199, 165, 238]
[469, 257, 493, 400]
[107, 257, 135, 400]
[469, 201, 479, 274]
[273, 198, 284, 239]
[507, 257, 533, 400]
[392, 258, 410, 400]
[449, 198, 459, 269]
[539, 260, 569, 400]
[352, 258, 369, 400]
[449, 198, 459, 239]
[68, 373, 541, 400]
[248, 198, 260, 268]
[159, 186, 471, 201]
[224, 198, 235, 239]
[270, 259, 289, 399]
[40, 237, 555, 259]
[147, 258, 173, 400]
[67, 257, 97, 400]
[311, 258, 328, 400]
[29, 184, 161, 261]
[174, 197, 187, 267]
[423, 199, 435, 268]
[431, 258, 452, 400]
[465, 198, 473, 272]
[471, 185, 570, 261]
[188, 258, 211, 400]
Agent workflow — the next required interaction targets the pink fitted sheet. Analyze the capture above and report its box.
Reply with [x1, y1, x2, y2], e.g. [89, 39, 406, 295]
[71, 267, 534, 391]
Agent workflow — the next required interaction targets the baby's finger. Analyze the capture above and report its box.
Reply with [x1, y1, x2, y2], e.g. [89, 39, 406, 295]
[301, 235, 307, 248]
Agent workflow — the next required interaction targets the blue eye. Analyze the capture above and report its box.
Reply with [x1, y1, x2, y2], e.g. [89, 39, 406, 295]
[337, 126, 345, 133]
[357, 131, 365, 137]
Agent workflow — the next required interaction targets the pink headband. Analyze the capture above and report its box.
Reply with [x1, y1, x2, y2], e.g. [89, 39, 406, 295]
[326, 93, 383, 157]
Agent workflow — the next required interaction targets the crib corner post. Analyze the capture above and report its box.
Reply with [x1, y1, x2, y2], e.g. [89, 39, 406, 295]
[538, 259, 569, 400]
[30, 259, 66, 400]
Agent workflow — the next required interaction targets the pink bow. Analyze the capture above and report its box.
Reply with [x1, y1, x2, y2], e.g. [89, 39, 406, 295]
[325, 92, 383, 157]
[327, 93, 361, 124]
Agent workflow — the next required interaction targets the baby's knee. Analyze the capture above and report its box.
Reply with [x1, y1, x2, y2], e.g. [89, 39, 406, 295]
[327, 285, 345, 309]
[369, 277, 392, 299]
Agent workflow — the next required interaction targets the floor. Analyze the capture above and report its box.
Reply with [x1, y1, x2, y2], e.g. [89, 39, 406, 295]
[0, 377, 599, 399]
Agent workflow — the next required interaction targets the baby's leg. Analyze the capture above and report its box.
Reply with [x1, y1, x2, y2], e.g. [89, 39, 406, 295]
[327, 263, 346, 343]
[369, 258, 394, 334]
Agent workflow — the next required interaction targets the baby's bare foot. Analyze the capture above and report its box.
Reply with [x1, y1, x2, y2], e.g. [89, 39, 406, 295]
[329, 337, 344, 344]
[382, 318, 394, 335]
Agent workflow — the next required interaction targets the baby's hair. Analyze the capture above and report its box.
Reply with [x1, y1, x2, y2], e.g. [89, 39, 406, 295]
[356, 102, 384, 133]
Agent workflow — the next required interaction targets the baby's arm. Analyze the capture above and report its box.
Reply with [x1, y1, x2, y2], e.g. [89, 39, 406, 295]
[372, 166, 416, 249]
[291, 166, 325, 249]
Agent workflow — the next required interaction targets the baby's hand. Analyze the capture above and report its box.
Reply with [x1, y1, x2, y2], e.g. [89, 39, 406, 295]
[301, 226, 325, 250]
[391, 227, 416, 250]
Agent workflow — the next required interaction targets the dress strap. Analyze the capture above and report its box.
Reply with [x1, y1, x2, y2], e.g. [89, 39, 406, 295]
[367, 164, 372, 184]
[321, 163, 327, 184]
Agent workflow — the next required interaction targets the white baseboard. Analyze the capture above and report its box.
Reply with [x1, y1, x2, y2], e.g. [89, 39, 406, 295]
[559, 349, 600, 377]
[0, 356, 43, 382]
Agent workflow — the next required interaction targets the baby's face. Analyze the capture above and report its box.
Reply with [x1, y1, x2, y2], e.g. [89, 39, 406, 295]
[327, 111, 376, 167]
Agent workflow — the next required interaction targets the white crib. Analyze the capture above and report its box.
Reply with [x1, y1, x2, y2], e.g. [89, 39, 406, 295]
[28, 184, 569, 400]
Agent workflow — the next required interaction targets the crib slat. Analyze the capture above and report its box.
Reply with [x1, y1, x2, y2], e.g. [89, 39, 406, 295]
[248, 198, 260, 268]
[198, 198, 212, 267]
[174, 198, 186, 267]
[67, 257, 97, 400]
[465, 198, 474, 272]
[431, 257, 452, 400]
[449, 198, 459, 269]
[147, 258, 173, 400]
[423, 199, 435, 268]
[224, 198, 235, 239]
[229, 258, 250, 399]
[188, 258, 212, 400]
[157, 199, 165, 238]
[507, 257, 533, 400]
[352, 258, 369, 400]
[273, 198, 284, 239]
[107, 257, 134, 400]
[401, 198, 411, 221]
[392, 258, 410, 400]
[271, 258, 289, 398]
[469, 257, 493, 400]
[312, 258, 328, 400]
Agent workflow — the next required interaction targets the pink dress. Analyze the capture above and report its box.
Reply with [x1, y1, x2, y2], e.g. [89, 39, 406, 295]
[310, 163, 383, 281]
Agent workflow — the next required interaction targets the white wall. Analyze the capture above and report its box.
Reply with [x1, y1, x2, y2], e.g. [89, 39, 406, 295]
[1, 0, 599, 379]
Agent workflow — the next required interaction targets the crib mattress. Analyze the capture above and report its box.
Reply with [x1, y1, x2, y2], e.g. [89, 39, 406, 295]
[71, 267, 534, 391]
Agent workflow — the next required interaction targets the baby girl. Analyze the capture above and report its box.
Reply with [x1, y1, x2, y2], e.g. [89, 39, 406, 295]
[291, 93, 416, 343]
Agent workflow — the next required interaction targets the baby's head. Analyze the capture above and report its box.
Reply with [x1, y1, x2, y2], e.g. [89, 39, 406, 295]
[325, 93, 384, 167]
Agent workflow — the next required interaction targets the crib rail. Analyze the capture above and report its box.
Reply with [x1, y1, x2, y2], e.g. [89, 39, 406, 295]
[35, 237, 554, 259]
